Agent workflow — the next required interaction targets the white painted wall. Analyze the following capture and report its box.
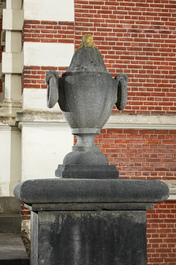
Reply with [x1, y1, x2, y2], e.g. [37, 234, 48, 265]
[23, 42, 74, 67]
[22, 88, 60, 112]
[23, 0, 74, 21]
[21, 123, 73, 181]
[22, 88, 59, 112]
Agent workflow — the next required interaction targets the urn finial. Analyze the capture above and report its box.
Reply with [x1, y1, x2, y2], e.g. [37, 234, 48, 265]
[79, 34, 95, 48]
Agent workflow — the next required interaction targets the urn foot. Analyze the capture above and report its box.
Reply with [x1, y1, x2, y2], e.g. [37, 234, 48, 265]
[55, 164, 119, 179]
[55, 127, 119, 179]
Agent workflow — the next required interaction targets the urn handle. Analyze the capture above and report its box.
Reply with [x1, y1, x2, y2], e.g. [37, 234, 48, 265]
[115, 73, 128, 111]
[45, 70, 59, 108]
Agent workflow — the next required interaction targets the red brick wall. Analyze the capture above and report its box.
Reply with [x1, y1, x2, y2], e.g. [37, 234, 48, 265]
[95, 128, 176, 262]
[95, 128, 176, 263]
[147, 201, 176, 265]
[95, 129, 176, 180]
[75, 0, 176, 115]
[21, 202, 31, 221]
[22, 1, 176, 115]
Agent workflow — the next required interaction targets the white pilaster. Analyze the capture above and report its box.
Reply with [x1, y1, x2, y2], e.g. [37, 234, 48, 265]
[6, 31, 22, 52]
[3, 8, 23, 30]
[5, 74, 22, 100]
[0, 0, 23, 197]
[2, 0, 23, 102]
[0, 126, 21, 196]
[6, 0, 22, 9]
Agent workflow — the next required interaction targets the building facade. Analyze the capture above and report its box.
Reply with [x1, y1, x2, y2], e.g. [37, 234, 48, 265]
[0, 0, 176, 264]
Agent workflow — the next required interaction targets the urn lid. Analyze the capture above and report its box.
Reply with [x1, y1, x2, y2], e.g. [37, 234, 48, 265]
[64, 34, 109, 75]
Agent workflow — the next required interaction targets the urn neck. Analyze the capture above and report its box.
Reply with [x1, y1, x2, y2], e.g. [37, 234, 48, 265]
[72, 128, 101, 152]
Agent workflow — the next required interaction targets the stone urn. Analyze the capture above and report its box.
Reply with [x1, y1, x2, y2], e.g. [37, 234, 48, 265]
[45, 35, 128, 179]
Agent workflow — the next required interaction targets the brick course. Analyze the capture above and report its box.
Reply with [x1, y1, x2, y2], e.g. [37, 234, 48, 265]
[21, 202, 30, 221]
[23, 21, 74, 44]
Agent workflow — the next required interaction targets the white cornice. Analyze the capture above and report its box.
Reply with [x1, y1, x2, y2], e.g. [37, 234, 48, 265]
[15, 112, 176, 130]
[105, 114, 176, 130]
[163, 181, 176, 201]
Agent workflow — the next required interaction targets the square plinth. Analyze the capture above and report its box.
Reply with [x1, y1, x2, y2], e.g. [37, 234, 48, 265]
[31, 207, 147, 265]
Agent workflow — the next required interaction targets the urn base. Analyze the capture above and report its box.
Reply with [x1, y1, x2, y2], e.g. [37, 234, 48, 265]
[55, 164, 119, 179]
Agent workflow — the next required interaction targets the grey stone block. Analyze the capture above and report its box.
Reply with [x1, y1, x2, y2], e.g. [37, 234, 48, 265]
[0, 233, 30, 265]
[0, 215, 21, 233]
[0, 197, 22, 234]
[0, 197, 21, 214]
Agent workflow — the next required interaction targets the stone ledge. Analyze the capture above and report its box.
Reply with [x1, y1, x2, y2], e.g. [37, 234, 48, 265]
[16, 111, 65, 124]
[14, 178, 169, 205]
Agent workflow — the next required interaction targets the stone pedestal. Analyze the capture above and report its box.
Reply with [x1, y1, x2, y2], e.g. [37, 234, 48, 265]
[14, 178, 169, 265]
[30, 204, 148, 265]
